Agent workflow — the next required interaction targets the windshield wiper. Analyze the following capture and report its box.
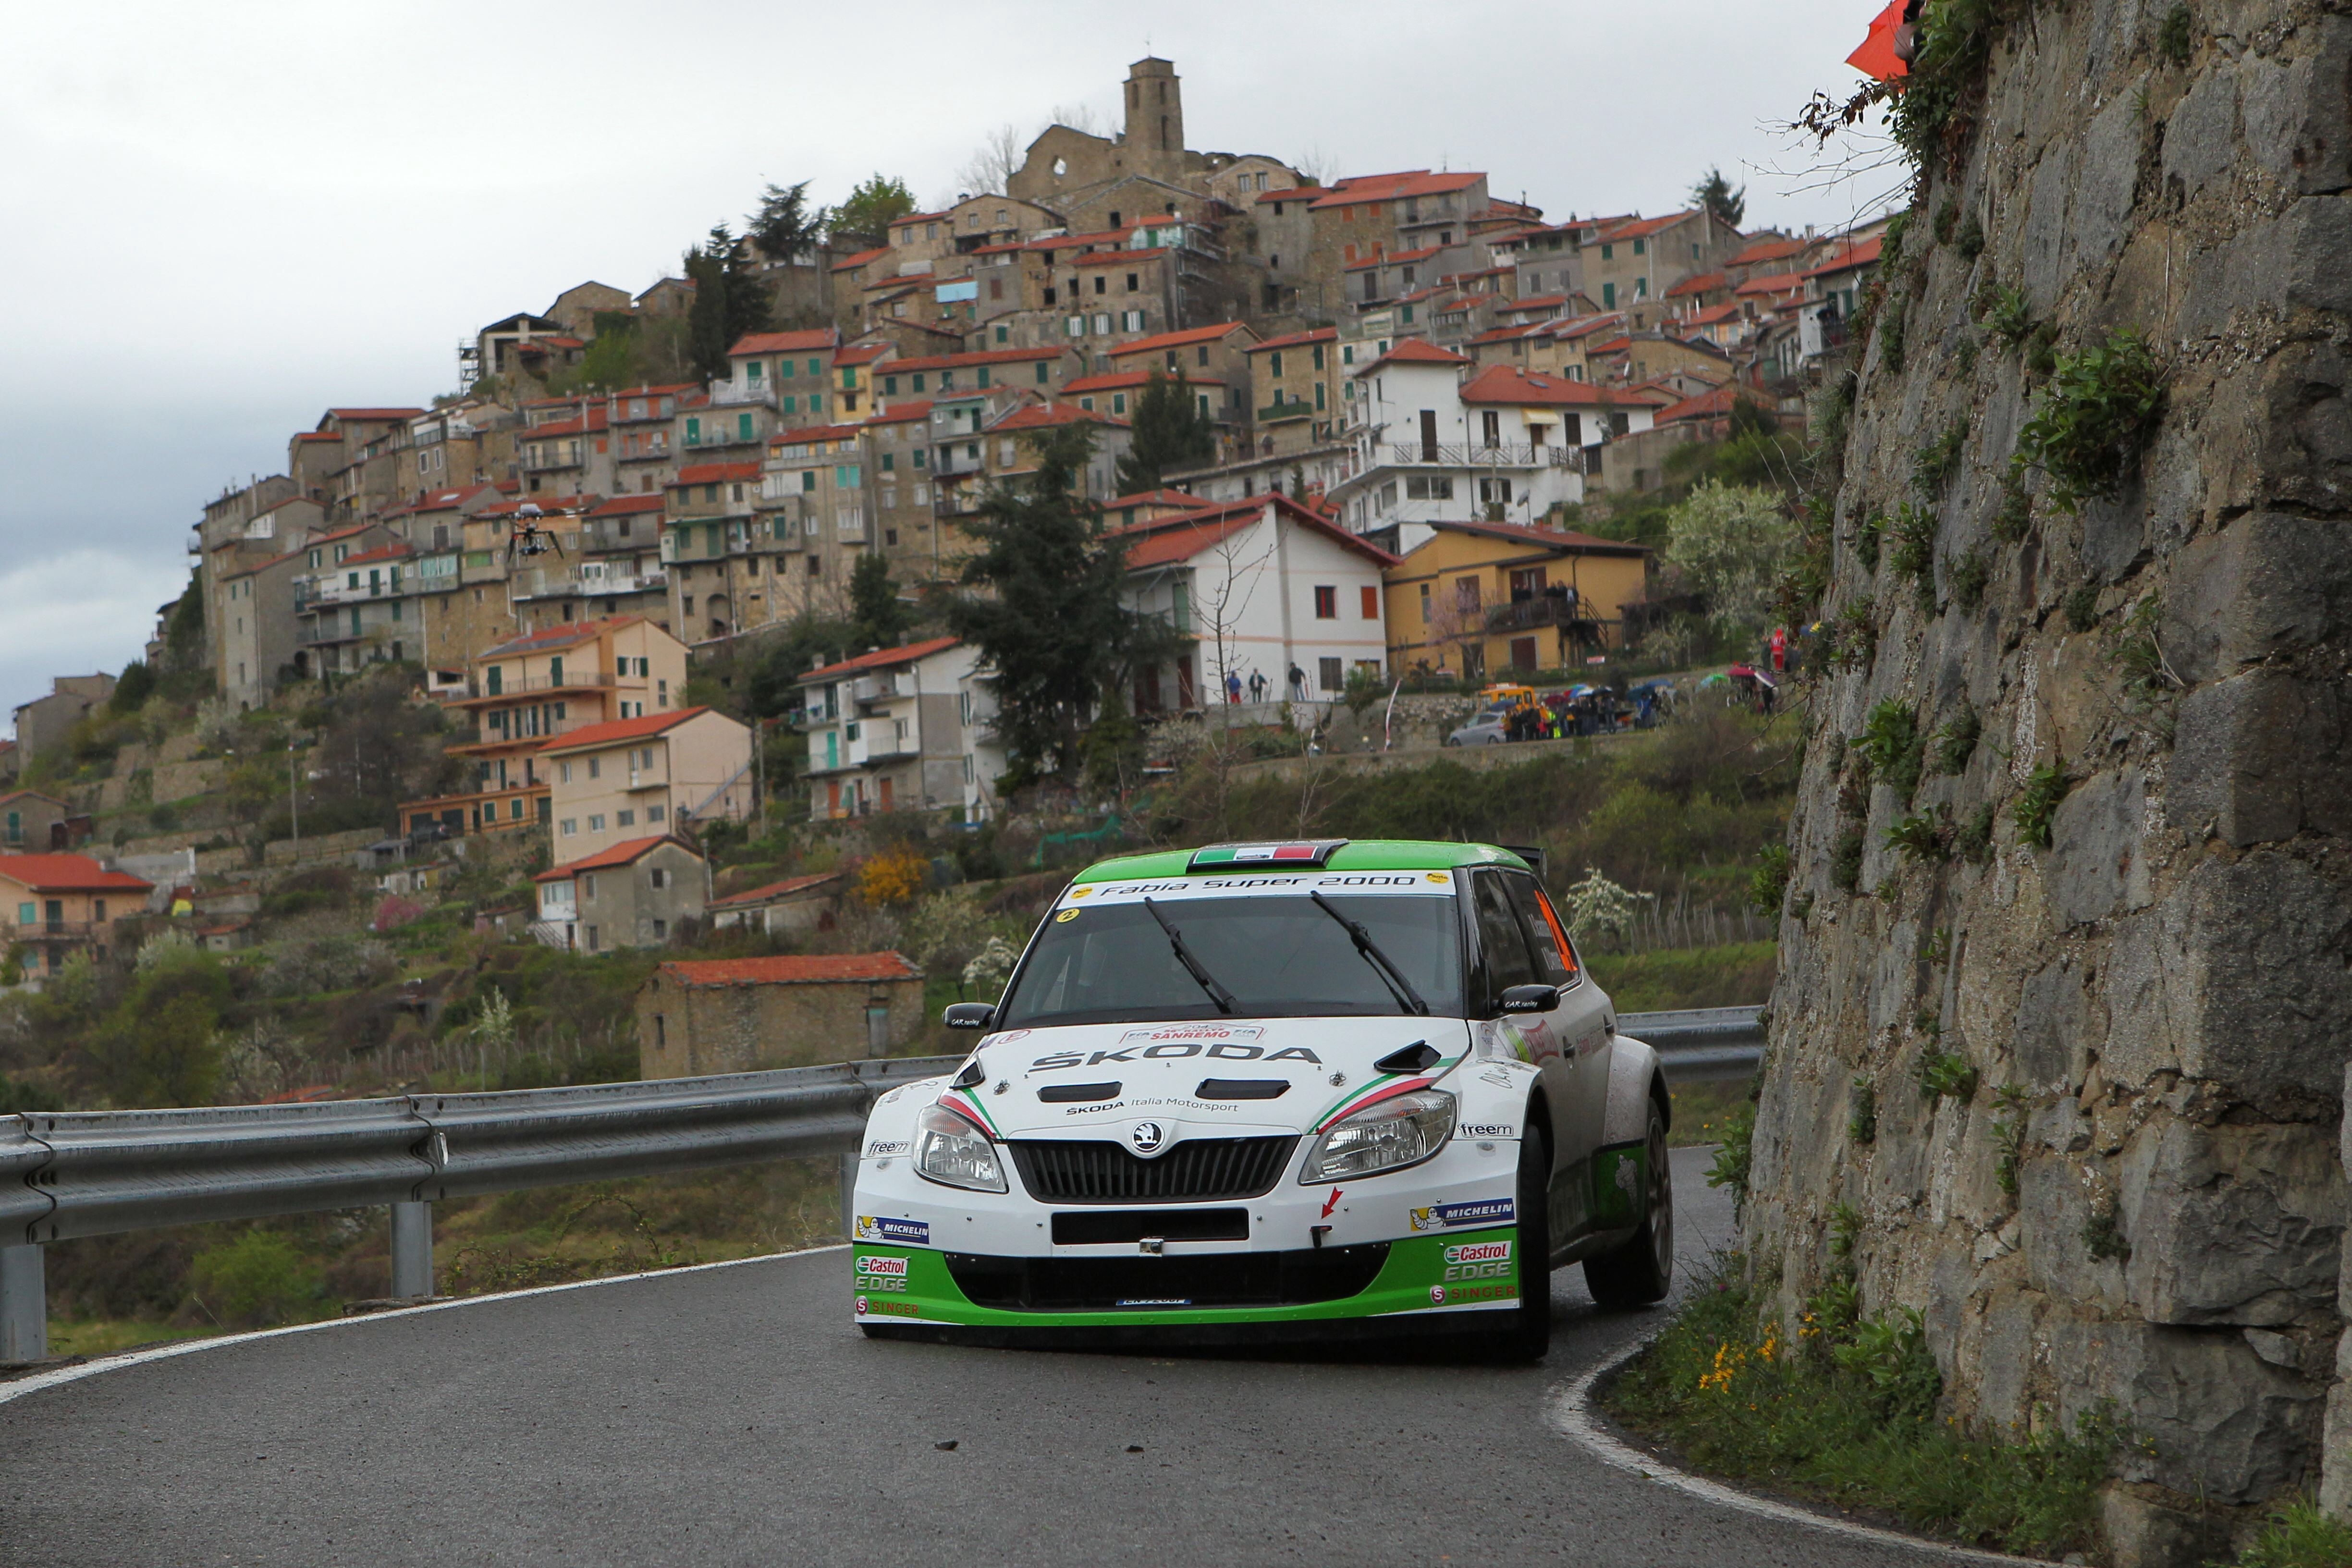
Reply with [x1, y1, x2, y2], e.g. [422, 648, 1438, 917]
[1143, 897, 1237, 1015]
[1308, 891, 1431, 1017]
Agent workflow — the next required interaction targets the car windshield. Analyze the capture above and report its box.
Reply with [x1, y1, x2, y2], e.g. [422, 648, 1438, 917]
[996, 893, 1465, 1028]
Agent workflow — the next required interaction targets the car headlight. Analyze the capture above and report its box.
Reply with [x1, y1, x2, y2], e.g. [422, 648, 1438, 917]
[914, 1101, 1007, 1193]
[1300, 1088, 1456, 1183]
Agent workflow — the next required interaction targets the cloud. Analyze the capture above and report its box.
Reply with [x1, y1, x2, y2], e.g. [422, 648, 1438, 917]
[0, 550, 192, 726]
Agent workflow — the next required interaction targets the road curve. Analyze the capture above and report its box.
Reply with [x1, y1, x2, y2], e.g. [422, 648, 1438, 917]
[5, 1150, 1939, 1567]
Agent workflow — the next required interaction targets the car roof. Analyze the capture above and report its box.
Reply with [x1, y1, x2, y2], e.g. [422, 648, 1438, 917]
[1072, 840, 1531, 883]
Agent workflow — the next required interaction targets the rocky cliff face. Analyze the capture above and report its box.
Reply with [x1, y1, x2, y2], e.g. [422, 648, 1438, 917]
[1743, 3, 2350, 1562]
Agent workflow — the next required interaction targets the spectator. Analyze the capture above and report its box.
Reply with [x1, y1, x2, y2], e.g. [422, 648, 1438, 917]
[1225, 669, 1243, 704]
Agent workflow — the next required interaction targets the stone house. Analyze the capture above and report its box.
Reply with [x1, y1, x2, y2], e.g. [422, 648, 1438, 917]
[861, 401, 944, 577]
[722, 328, 840, 429]
[516, 404, 615, 498]
[1105, 321, 1263, 417]
[607, 384, 695, 494]
[1371, 517, 1650, 679]
[1247, 327, 1343, 454]
[532, 833, 707, 953]
[758, 420, 870, 615]
[664, 461, 766, 643]
[1578, 209, 1748, 315]
[1299, 170, 1491, 321]
[636, 951, 924, 1077]
[293, 539, 422, 675]
[542, 705, 752, 860]
[0, 791, 70, 852]
[704, 870, 841, 934]
[10, 676, 115, 767]
[0, 854, 151, 980]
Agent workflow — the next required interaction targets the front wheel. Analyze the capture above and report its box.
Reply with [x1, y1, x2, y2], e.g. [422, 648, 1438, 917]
[1584, 1100, 1674, 1309]
[1491, 1129, 1552, 1361]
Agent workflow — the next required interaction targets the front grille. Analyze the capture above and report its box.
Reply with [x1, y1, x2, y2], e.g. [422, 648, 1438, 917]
[1051, 1208, 1250, 1246]
[945, 1243, 1390, 1311]
[1008, 1136, 1298, 1204]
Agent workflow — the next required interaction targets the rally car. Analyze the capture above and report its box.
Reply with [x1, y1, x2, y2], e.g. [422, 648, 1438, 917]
[849, 839, 1673, 1359]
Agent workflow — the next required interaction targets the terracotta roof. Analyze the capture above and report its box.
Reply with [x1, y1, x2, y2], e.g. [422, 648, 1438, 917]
[769, 423, 866, 448]
[1105, 321, 1261, 356]
[834, 344, 891, 365]
[1023, 228, 1134, 252]
[1254, 185, 1324, 206]
[1245, 326, 1338, 353]
[800, 636, 961, 682]
[292, 432, 343, 443]
[1735, 270, 1808, 298]
[586, 494, 668, 516]
[1121, 513, 1255, 567]
[880, 346, 1065, 373]
[337, 542, 416, 567]
[478, 615, 641, 659]
[730, 329, 840, 356]
[1458, 366, 1671, 408]
[864, 401, 934, 426]
[1728, 236, 1806, 267]
[1666, 271, 1729, 298]
[673, 462, 762, 486]
[1070, 248, 1168, 268]
[1804, 237, 1884, 276]
[1594, 210, 1700, 243]
[891, 211, 951, 226]
[534, 834, 701, 882]
[537, 706, 718, 756]
[0, 855, 152, 894]
[993, 400, 1126, 432]
[1656, 385, 1751, 424]
[1356, 339, 1470, 373]
[830, 247, 890, 272]
[654, 952, 919, 987]
[1306, 171, 1482, 210]
[521, 409, 610, 438]
[0, 789, 65, 809]
[326, 407, 425, 422]
[1102, 488, 1202, 511]
[1503, 294, 1569, 313]
[1553, 313, 1628, 342]
[1118, 495, 1399, 569]
[1679, 302, 1744, 327]
[704, 871, 842, 910]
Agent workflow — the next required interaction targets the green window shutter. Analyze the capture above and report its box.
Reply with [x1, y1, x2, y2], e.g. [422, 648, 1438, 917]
[1034, 361, 1048, 383]
[807, 357, 820, 376]
[686, 416, 701, 444]
[802, 471, 816, 491]
[1602, 282, 1616, 308]
[978, 367, 991, 388]
[884, 375, 898, 394]
[842, 367, 857, 388]
[1312, 344, 1325, 370]
[1314, 381, 1325, 410]
[706, 524, 719, 553]
[1401, 305, 1415, 324]
[738, 413, 753, 439]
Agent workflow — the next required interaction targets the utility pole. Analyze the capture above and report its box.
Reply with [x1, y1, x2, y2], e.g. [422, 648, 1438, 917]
[288, 738, 300, 852]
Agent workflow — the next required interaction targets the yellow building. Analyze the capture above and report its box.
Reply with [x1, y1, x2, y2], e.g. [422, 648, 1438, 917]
[1375, 519, 1649, 681]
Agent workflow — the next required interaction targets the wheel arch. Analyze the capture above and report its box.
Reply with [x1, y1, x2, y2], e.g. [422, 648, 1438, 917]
[1599, 1034, 1666, 1147]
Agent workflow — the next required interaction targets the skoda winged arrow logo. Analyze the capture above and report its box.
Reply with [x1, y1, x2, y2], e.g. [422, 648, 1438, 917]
[1127, 1120, 1166, 1156]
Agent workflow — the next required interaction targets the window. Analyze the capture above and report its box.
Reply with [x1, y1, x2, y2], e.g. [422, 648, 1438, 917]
[648, 804, 666, 822]
[1600, 243, 1614, 261]
[1602, 282, 1617, 309]
[1112, 393, 1127, 415]
[1270, 351, 1283, 377]
[559, 761, 572, 784]
[1482, 410, 1502, 447]
[1478, 476, 1514, 504]
[1404, 475, 1455, 501]
[1419, 582, 1432, 622]
[1472, 871, 1541, 1004]
[588, 814, 605, 833]
[1313, 585, 1337, 619]
[1632, 237, 1646, 256]
[1360, 585, 1380, 619]
[560, 819, 577, 836]
[585, 926, 600, 952]
[1034, 361, 1049, 384]
[616, 809, 634, 827]
[649, 867, 668, 890]
[1318, 656, 1343, 693]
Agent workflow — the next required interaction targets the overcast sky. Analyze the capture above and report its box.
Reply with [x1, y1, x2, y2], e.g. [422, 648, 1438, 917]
[0, 0, 1893, 731]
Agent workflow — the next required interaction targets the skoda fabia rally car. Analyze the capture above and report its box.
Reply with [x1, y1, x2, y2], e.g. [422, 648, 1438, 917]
[850, 839, 1673, 1358]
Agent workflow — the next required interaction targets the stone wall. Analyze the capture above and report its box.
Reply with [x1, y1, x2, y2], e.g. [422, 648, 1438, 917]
[1743, 4, 2349, 1563]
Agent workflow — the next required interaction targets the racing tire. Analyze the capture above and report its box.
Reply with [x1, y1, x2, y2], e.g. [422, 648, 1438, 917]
[1583, 1100, 1674, 1310]
[1492, 1128, 1552, 1362]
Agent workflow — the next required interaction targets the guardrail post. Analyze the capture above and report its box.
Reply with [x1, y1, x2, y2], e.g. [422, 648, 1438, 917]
[390, 1201, 433, 1299]
[838, 1152, 857, 1244]
[0, 1243, 46, 1363]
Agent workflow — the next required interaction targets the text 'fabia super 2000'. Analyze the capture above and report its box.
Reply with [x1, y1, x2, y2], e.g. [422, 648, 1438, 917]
[850, 839, 1674, 1358]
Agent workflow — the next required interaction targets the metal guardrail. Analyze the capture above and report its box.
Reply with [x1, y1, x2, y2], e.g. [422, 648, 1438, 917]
[0, 1055, 958, 1365]
[0, 1008, 1764, 1365]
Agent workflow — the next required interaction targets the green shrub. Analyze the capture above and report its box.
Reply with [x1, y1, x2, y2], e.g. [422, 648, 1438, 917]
[1855, 699, 1925, 802]
[1828, 600, 1878, 671]
[2065, 583, 2101, 632]
[1920, 1050, 1979, 1102]
[1955, 215, 1984, 260]
[2014, 329, 2166, 513]
[1831, 827, 1867, 892]
[2157, 2, 2194, 66]
[1850, 511, 1883, 572]
[1933, 198, 1959, 245]
[2012, 764, 2069, 848]
[1887, 502, 1939, 612]
[1992, 1085, 2029, 1196]
[1849, 1077, 1878, 1144]
[1931, 701, 1982, 774]
[1890, 0, 2000, 169]
[2025, 320, 2059, 380]
[2084, 1194, 2131, 1262]
[1881, 297, 1907, 373]
[1748, 843, 1792, 915]
[2229, 1498, 2352, 1568]
[1912, 418, 1969, 500]
[0, 1072, 63, 1114]
[1984, 283, 2034, 345]
[1706, 1098, 1755, 1207]
[1834, 1307, 1943, 1424]
[1953, 333, 1979, 376]
[1887, 810, 1950, 862]
[189, 1228, 327, 1326]
[1948, 547, 1989, 612]
[1991, 476, 2033, 542]
[1955, 800, 1997, 863]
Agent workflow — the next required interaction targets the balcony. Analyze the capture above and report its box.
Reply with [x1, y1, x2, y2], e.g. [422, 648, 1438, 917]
[447, 670, 621, 703]
[615, 437, 672, 460]
[13, 920, 103, 940]
[1485, 597, 1600, 633]
[681, 424, 764, 451]
[510, 564, 670, 601]
[446, 713, 605, 753]
[709, 382, 774, 407]
[849, 672, 903, 706]
[522, 448, 583, 473]
[1364, 441, 1579, 469]
[1259, 398, 1316, 424]
[295, 575, 409, 609]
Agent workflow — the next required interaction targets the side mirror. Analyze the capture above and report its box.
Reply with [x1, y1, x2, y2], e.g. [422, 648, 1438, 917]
[1499, 984, 1559, 1015]
[943, 1002, 997, 1030]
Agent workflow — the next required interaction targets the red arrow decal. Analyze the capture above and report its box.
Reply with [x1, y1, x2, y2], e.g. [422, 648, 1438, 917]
[1321, 1188, 1343, 1219]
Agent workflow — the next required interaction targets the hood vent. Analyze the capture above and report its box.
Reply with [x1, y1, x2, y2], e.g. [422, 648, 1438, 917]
[1037, 1080, 1122, 1103]
[1196, 1078, 1289, 1100]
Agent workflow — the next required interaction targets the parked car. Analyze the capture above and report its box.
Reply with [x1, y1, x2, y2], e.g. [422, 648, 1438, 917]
[847, 837, 1674, 1360]
[1445, 712, 1511, 746]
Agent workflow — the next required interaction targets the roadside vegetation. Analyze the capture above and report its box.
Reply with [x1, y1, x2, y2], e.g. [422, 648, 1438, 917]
[1605, 1255, 2125, 1559]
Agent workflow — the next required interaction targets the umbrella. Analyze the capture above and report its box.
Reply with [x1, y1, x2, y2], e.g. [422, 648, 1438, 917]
[1848, 0, 1911, 81]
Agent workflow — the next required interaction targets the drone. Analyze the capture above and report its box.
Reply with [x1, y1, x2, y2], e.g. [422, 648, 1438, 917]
[504, 502, 567, 563]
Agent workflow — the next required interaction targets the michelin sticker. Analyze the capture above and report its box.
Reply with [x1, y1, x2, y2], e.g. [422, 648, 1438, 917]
[1409, 1198, 1515, 1231]
[854, 1215, 929, 1244]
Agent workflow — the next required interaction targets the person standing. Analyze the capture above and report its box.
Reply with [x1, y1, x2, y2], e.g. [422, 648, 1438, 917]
[1225, 669, 1243, 705]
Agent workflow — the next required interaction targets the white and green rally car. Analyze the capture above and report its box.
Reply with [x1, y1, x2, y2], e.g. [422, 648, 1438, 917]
[850, 839, 1673, 1358]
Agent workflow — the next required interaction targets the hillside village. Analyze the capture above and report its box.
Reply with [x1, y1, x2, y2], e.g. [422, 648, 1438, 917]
[0, 55, 1856, 1111]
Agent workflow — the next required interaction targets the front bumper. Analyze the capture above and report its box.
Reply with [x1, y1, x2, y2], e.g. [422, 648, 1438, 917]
[849, 1134, 1523, 1337]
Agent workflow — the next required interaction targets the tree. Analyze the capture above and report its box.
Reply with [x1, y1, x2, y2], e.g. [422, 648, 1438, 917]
[748, 180, 823, 261]
[948, 425, 1142, 783]
[849, 551, 914, 652]
[830, 174, 917, 249]
[957, 123, 1024, 197]
[684, 224, 772, 382]
[1691, 166, 1748, 227]
[108, 660, 156, 715]
[1664, 480, 1800, 644]
[1115, 368, 1215, 495]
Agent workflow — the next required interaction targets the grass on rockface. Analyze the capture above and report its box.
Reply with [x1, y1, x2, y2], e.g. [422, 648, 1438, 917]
[42, 1319, 217, 1360]
[2227, 1500, 2352, 1568]
[1585, 941, 1776, 1013]
[1605, 1255, 2120, 1559]
[1665, 1076, 1755, 1150]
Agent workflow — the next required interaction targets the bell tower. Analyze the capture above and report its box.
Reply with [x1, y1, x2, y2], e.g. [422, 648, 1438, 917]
[1122, 57, 1184, 174]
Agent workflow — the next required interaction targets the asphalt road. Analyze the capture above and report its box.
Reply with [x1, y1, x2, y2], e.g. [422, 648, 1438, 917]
[2, 1149, 1939, 1568]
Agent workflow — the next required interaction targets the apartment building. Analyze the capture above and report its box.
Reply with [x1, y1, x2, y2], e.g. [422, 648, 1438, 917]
[1247, 327, 1342, 455]
[796, 637, 987, 821]
[720, 329, 841, 429]
[0, 855, 152, 978]
[1580, 210, 1749, 314]
[759, 421, 869, 612]
[1372, 517, 1651, 679]
[663, 461, 764, 644]
[1104, 321, 1262, 413]
[1116, 494, 1396, 714]
[401, 616, 687, 840]
[543, 706, 753, 861]
[533, 834, 708, 953]
[609, 383, 693, 494]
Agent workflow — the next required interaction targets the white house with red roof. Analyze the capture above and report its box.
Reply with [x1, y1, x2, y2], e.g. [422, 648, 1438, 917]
[531, 833, 708, 953]
[1115, 494, 1397, 714]
[793, 637, 1002, 822]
